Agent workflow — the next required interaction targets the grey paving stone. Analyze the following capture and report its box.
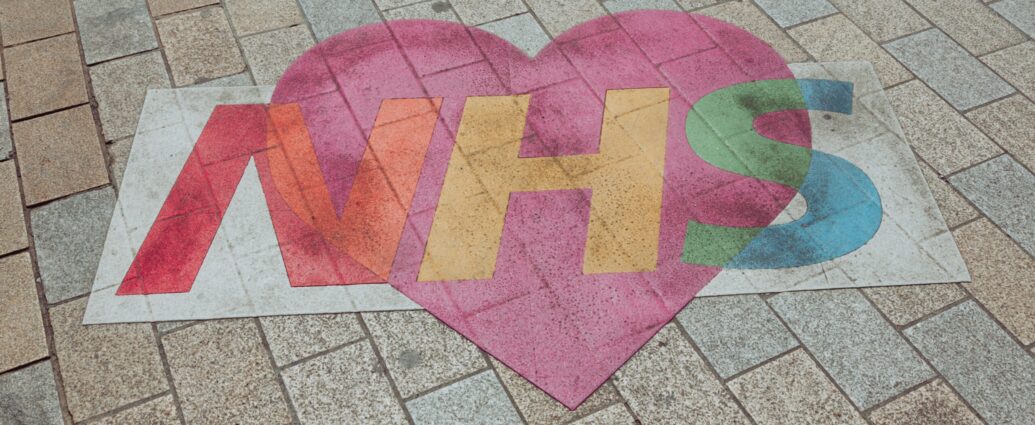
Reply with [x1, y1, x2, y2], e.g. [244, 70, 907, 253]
[992, 0, 1035, 38]
[89, 51, 171, 141]
[106, 137, 132, 191]
[0, 361, 64, 425]
[0, 160, 29, 256]
[967, 95, 1035, 172]
[863, 283, 966, 326]
[155, 6, 247, 86]
[0, 83, 11, 161]
[917, 161, 980, 228]
[90, 394, 179, 425]
[884, 29, 1015, 110]
[362, 311, 486, 398]
[240, 25, 315, 85]
[477, 13, 552, 57]
[523, 0, 608, 37]
[905, 301, 1035, 424]
[298, 0, 382, 41]
[867, 379, 983, 425]
[676, 0, 716, 9]
[728, 349, 867, 425]
[698, 1, 809, 63]
[788, 14, 911, 87]
[224, 0, 303, 36]
[0, 253, 48, 373]
[613, 324, 751, 425]
[30, 187, 116, 303]
[769, 290, 934, 409]
[374, 0, 423, 9]
[147, 0, 218, 16]
[162, 319, 293, 424]
[949, 155, 1035, 257]
[753, 0, 837, 28]
[906, 0, 1027, 55]
[259, 313, 365, 366]
[569, 403, 636, 425]
[74, 0, 158, 64]
[490, 358, 621, 425]
[451, 0, 526, 25]
[827, 0, 929, 42]
[282, 340, 409, 424]
[189, 72, 254, 88]
[981, 41, 1035, 100]
[406, 370, 522, 425]
[676, 295, 798, 378]
[383, 0, 459, 21]
[601, 0, 680, 13]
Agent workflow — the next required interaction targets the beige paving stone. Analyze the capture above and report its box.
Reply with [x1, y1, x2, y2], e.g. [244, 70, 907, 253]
[698, 1, 809, 63]
[156, 6, 247, 86]
[956, 219, 1035, 345]
[1, 50, 4, 80]
[282, 340, 409, 424]
[917, 161, 980, 228]
[0, 83, 9, 160]
[868, 379, 982, 425]
[0, 253, 48, 373]
[225, 0, 304, 36]
[0, 0, 75, 46]
[863, 284, 967, 326]
[491, 358, 622, 425]
[451, 0, 527, 26]
[4, 33, 89, 120]
[89, 51, 172, 141]
[11, 106, 109, 205]
[362, 310, 485, 398]
[613, 324, 750, 425]
[107, 137, 132, 191]
[569, 403, 637, 425]
[728, 349, 867, 425]
[88, 394, 179, 425]
[0, 161, 28, 256]
[906, 0, 1026, 55]
[383, 0, 460, 21]
[259, 313, 365, 366]
[967, 95, 1035, 172]
[982, 42, 1035, 103]
[676, 0, 717, 9]
[148, 0, 219, 16]
[789, 15, 910, 87]
[524, 0, 608, 37]
[162, 319, 293, 424]
[827, 0, 928, 42]
[886, 80, 1002, 176]
[239, 25, 315, 86]
[50, 297, 168, 421]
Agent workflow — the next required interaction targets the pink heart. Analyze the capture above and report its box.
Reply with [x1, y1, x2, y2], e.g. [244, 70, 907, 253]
[272, 10, 807, 408]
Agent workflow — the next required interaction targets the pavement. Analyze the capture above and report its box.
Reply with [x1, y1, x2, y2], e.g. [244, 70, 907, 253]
[1, 0, 1035, 424]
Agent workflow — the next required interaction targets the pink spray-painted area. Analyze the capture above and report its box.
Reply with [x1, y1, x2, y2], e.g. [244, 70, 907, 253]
[272, 11, 807, 408]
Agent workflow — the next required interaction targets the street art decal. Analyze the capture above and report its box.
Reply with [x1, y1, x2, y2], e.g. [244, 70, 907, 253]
[84, 11, 969, 409]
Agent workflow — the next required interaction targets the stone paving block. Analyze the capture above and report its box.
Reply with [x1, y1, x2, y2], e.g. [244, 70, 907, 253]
[491, 358, 621, 425]
[789, 15, 911, 87]
[298, 0, 382, 41]
[282, 340, 409, 424]
[753, 0, 837, 28]
[613, 324, 750, 425]
[0, 253, 48, 373]
[905, 301, 1035, 424]
[383, 1, 459, 21]
[885, 80, 1001, 175]
[362, 310, 486, 398]
[374, 0, 424, 9]
[12, 106, 109, 205]
[569, 403, 636, 425]
[156, 7, 247, 86]
[406, 370, 522, 425]
[4, 34, 89, 120]
[885, 29, 1015, 110]
[981, 41, 1035, 100]
[189, 72, 254, 87]
[451, 0, 526, 25]
[676, 295, 798, 378]
[148, 0, 218, 16]
[524, 0, 608, 37]
[240, 25, 315, 85]
[259, 313, 365, 366]
[950, 156, 1035, 257]
[477, 13, 552, 57]
[954, 219, 1035, 345]
[967, 95, 1035, 172]
[676, 0, 716, 9]
[827, 0, 929, 42]
[0, 83, 11, 161]
[768, 290, 934, 409]
[225, 0, 303, 36]
[601, 0, 680, 13]
[106, 138, 132, 191]
[89, 51, 172, 141]
[917, 161, 979, 228]
[698, 1, 809, 63]
[30, 187, 115, 303]
[162, 319, 293, 424]
[0, 361, 64, 425]
[0, 160, 28, 256]
[728, 349, 867, 425]
[90, 394, 179, 425]
[50, 297, 168, 421]
[0, 0, 74, 46]
[863, 283, 966, 326]
[992, 0, 1035, 38]
[906, 0, 1026, 55]
[868, 379, 983, 425]
[74, 0, 158, 64]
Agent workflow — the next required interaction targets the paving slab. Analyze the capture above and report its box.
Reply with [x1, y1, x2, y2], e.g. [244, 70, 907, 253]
[4, 34, 90, 120]
[950, 155, 1035, 257]
[885, 29, 1014, 110]
[148, 0, 218, 16]
[89, 51, 172, 141]
[991, 0, 1035, 38]
[826, 0, 929, 42]
[967, 95, 1035, 171]
[601, 0, 680, 13]
[697, 1, 809, 63]
[905, 301, 1035, 424]
[106, 138, 132, 191]
[451, 0, 527, 25]
[0, 253, 48, 373]
[0, 160, 28, 256]
[569, 403, 637, 425]
[406, 370, 522, 425]
[753, 0, 837, 28]
[523, 0, 608, 37]
[867, 379, 983, 425]
[12, 106, 109, 205]
[917, 162, 980, 228]
[863, 283, 966, 326]
[0, 361, 65, 425]
[297, 0, 382, 41]
[491, 358, 621, 425]
[0, 83, 11, 161]
[74, 0, 158, 64]
[30, 187, 115, 303]
[240, 25, 315, 85]
[383, 1, 459, 21]
[789, 15, 911, 87]
[0, 0, 75, 46]
[259, 313, 366, 366]
[477, 13, 552, 57]
[155, 7, 247, 86]
[89, 395, 179, 425]
[905, 0, 1026, 55]
[981, 41, 1035, 100]
[224, 0, 304, 36]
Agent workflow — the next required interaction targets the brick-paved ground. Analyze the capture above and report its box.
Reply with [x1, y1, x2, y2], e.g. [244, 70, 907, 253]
[1, 0, 1035, 423]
